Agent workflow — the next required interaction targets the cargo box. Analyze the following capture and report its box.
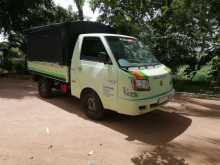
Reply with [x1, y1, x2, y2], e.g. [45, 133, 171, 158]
[25, 21, 115, 65]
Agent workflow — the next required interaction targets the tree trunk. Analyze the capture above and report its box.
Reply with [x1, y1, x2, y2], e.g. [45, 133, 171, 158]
[75, 0, 84, 21]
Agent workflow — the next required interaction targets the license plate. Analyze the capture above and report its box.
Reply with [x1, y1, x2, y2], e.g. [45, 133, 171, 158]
[158, 96, 168, 104]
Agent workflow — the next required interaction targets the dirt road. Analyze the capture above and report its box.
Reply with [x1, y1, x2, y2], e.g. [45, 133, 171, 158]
[0, 76, 220, 165]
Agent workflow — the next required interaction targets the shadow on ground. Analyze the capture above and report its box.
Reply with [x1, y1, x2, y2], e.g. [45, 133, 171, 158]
[166, 95, 220, 118]
[0, 76, 37, 99]
[131, 141, 220, 165]
[43, 93, 192, 145]
[131, 146, 189, 165]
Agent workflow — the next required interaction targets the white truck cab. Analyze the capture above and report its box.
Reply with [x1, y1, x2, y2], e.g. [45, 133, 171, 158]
[26, 22, 174, 120]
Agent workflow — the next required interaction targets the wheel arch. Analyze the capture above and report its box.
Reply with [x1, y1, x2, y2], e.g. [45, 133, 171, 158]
[80, 87, 100, 99]
[79, 86, 107, 109]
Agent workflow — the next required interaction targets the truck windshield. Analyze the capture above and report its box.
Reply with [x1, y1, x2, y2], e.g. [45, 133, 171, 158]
[105, 36, 160, 68]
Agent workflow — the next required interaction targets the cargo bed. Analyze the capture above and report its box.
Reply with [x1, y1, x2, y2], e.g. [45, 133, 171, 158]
[25, 21, 115, 82]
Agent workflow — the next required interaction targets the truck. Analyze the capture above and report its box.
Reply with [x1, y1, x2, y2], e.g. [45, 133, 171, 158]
[25, 21, 174, 120]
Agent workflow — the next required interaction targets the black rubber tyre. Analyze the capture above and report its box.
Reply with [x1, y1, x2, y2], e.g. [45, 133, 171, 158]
[81, 91, 105, 120]
[38, 78, 53, 98]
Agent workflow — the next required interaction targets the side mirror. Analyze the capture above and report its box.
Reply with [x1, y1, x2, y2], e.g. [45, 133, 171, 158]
[98, 52, 112, 65]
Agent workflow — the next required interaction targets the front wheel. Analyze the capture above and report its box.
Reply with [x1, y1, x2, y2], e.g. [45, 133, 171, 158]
[81, 91, 105, 120]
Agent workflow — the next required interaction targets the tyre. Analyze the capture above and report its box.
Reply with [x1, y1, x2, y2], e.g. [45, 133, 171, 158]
[38, 77, 53, 98]
[81, 91, 105, 120]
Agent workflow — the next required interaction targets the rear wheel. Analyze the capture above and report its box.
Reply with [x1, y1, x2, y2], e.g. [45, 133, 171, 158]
[38, 77, 53, 98]
[81, 91, 105, 120]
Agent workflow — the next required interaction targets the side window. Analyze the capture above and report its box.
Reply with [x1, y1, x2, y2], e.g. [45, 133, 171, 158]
[80, 37, 109, 62]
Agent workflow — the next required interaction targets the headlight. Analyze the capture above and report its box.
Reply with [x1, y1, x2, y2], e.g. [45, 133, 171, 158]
[131, 79, 150, 91]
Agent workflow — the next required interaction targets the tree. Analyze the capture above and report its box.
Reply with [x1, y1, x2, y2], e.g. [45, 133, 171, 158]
[0, 0, 77, 35]
[91, 0, 220, 74]
[73, 0, 85, 21]
[0, 0, 77, 71]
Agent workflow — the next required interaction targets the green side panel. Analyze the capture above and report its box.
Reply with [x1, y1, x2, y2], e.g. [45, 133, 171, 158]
[27, 61, 69, 82]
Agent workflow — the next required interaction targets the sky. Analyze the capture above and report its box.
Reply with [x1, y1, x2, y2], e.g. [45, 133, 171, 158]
[0, 0, 99, 42]
[0, 35, 6, 42]
[53, 0, 99, 21]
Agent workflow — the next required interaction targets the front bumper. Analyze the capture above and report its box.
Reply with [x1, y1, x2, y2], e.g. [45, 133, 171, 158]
[114, 89, 175, 116]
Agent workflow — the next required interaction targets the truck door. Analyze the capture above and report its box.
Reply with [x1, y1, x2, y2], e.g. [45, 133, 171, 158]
[72, 36, 117, 109]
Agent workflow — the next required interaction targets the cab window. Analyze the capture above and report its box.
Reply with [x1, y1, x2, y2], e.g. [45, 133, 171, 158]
[80, 37, 109, 62]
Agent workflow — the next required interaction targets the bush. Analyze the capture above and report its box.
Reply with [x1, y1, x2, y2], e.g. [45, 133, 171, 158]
[175, 63, 215, 82]
[175, 65, 190, 80]
[2, 59, 13, 71]
[0, 57, 26, 74]
[14, 61, 26, 74]
[192, 64, 214, 82]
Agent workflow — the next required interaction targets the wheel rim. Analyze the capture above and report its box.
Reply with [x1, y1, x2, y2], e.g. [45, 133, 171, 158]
[87, 96, 96, 112]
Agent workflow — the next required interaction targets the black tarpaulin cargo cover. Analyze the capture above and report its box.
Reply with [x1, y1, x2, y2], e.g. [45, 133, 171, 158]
[25, 21, 115, 65]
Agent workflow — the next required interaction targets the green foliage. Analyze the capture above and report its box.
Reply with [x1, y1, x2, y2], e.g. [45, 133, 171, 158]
[206, 55, 220, 82]
[192, 64, 214, 82]
[0, 0, 77, 35]
[175, 65, 190, 81]
[175, 63, 215, 82]
[13, 60, 26, 74]
[2, 59, 13, 71]
[0, 58, 26, 74]
[91, 0, 220, 71]
[0, 0, 78, 73]
[0, 0, 77, 51]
